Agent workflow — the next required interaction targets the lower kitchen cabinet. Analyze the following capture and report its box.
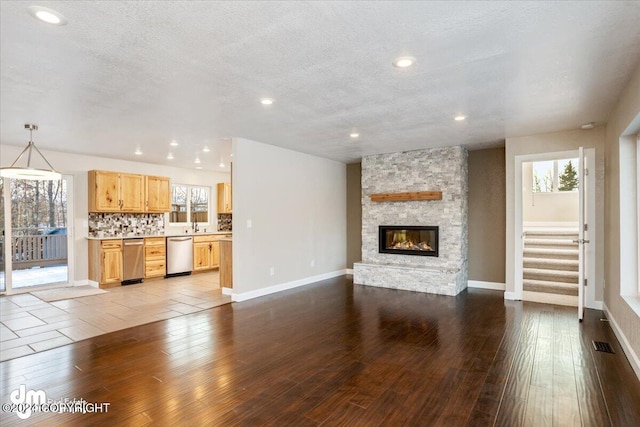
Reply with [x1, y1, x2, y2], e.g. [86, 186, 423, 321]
[88, 239, 123, 287]
[193, 234, 231, 271]
[144, 237, 166, 278]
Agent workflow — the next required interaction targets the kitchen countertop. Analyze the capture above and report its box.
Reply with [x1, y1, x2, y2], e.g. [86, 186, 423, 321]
[86, 232, 232, 240]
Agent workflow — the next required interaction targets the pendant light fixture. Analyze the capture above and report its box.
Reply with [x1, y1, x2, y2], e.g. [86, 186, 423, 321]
[0, 124, 61, 180]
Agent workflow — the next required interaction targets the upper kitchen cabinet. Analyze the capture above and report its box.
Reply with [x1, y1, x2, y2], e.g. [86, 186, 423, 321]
[146, 175, 171, 212]
[89, 170, 168, 213]
[217, 183, 232, 214]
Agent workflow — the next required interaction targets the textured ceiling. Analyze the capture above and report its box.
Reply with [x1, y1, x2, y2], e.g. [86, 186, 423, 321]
[1, 1, 639, 170]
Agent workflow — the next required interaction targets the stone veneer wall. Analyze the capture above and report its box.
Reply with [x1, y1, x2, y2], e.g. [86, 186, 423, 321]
[354, 146, 468, 296]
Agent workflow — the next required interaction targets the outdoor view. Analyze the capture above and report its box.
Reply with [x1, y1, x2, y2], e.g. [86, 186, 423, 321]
[0, 178, 68, 290]
[170, 184, 209, 224]
[532, 158, 579, 192]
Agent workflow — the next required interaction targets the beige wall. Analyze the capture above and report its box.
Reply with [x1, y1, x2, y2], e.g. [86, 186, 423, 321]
[346, 163, 362, 269]
[505, 126, 606, 301]
[604, 61, 640, 366]
[468, 147, 506, 283]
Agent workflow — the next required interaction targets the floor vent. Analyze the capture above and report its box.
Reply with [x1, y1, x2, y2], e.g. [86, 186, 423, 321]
[593, 341, 615, 354]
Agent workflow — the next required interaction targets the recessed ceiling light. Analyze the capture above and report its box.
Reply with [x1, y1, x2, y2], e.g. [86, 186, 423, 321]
[260, 98, 274, 105]
[28, 6, 68, 26]
[202, 146, 210, 153]
[454, 115, 466, 121]
[350, 133, 360, 138]
[170, 140, 179, 147]
[219, 162, 225, 168]
[134, 148, 143, 155]
[167, 153, 174, 160]
[581, 122, 595, 130]
[194, 158, 201, 164]
[393, 56, 416, 68]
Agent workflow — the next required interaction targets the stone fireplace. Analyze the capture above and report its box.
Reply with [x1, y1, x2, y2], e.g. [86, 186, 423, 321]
[354, 146, 468, 296]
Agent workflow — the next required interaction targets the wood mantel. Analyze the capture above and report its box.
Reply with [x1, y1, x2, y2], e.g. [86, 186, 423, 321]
[370, 191, 442, 202]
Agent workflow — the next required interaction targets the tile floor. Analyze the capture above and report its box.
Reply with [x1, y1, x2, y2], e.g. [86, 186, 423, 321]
[0, 271, 230, 362]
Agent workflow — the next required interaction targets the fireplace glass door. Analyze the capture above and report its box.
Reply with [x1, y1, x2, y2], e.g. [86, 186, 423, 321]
[379, 226, 438, 257]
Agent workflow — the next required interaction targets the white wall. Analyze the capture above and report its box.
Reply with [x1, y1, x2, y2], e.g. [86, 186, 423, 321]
[0, 144, 230, 283]
[505, 126, 605, 300]
[232, 138, 346, 297]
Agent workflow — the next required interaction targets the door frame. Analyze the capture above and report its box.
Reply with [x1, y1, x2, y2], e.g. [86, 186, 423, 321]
[513, 149, 597, 308]
[0, 174, 74, 295]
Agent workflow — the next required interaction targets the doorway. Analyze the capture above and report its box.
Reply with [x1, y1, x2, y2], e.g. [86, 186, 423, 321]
[514, 149, 596, 311]
[0, 175, 73, 294]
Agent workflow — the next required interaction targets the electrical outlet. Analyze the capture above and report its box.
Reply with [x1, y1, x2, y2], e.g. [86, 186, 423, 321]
[247, 219, 252, 228]
[270, 267, 275, 276]
[310, 259, 315, 267]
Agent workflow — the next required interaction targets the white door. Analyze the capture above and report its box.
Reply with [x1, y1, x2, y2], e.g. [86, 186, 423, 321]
[577, 147, 588, 321]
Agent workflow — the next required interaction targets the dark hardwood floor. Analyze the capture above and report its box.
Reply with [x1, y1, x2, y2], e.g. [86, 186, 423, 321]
[1, 276, 639, 426]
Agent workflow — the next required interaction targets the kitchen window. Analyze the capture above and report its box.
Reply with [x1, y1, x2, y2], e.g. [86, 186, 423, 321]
[170, 184, 210, 225]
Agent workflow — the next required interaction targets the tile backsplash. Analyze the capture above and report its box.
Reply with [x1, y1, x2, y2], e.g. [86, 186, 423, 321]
[89, 213, 164, 238]
[218, 213, 232, 231]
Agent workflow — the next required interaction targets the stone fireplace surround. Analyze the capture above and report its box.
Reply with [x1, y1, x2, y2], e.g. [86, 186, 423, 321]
[353, 146, 468, 296]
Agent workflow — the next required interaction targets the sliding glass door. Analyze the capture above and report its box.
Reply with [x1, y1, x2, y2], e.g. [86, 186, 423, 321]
[0, 176, 72, 293]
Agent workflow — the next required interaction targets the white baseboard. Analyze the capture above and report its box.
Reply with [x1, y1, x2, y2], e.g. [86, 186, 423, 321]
[75, 279, 93, 287]
[468, 280, 505, 291]
[588, 300, 604, 310]
[504, 291, 520, 301]
[603, 303, 640, 381]
[346, 269, 354, 275]
[221, 287, 232, 295]
[87, 280, 100, 288]
[231, 269, 348, 302]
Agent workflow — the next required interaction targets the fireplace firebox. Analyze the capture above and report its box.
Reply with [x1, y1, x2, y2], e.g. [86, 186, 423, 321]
[379, 225, 439, 257]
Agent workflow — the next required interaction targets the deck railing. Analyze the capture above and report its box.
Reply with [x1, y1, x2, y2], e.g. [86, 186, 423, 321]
[0, 235, 68, 269]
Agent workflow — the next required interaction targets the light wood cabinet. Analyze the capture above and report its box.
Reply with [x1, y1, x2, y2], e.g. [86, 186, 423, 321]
[144, 237, 166, 278]
[217, 183, 232, 214]
[219, 239, 232, 289]
[89, 170, 170, 213]
[89, 239, 123, 287]
[89, 170, 145, 212]
[146, 176, 171, 212]
[193, 234, 231, 271]
[193, 235, 219, 271]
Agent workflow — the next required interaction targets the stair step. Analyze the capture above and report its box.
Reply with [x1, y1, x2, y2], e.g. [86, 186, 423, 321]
[523, 279, 579, 296]
[523, 230, 579, 238]
[524, 238, 578, 248]
[523, 247, 579, 260]
[523, 268, 579, 284]
[523, 257, 579, 271]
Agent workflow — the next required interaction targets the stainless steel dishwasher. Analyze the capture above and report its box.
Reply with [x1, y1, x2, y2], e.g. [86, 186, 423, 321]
[166, 236, 193, 277]
[122, 238, 144, 285]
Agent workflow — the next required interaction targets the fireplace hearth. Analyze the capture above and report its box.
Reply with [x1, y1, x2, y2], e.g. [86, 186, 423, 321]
[379, 225, 439, 257]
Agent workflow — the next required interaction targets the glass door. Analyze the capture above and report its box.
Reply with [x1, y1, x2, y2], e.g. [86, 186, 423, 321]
[5, 177, 69, 291]
[0, 178, 5, 293]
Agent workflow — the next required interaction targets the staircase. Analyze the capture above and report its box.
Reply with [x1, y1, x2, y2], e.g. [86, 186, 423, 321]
[523, 229, 579, 298]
